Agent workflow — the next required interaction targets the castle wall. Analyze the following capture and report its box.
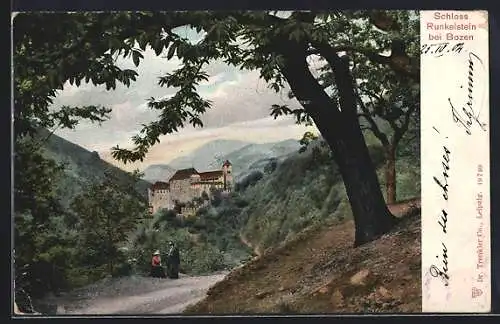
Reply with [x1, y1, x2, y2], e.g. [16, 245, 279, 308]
[170, 179, 199, 203]
[149, 188, 174, 214]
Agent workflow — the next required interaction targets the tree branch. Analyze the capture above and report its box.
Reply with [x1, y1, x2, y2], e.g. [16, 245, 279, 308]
[307, 44, 419, 82]
[356, 93, 389, 146]
[270, 34, 340, 126]
[312, 41, 359, 121]
[394, 104, 418, 144]
[363, 89, 385, 102]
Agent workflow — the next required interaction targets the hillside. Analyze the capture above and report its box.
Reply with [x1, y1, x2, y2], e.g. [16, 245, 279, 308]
[38, 129, 151, 205]
[176, 126, 421, 314]
[184, 213, 421, 314]
[233, 135, 419, 252]
[169, 132, 420, 271]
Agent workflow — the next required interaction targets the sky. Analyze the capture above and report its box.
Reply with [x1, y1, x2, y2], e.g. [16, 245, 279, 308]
[50, 25, 320, 171]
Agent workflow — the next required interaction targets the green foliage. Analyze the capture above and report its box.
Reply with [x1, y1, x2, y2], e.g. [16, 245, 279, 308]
[14, 136, 72, 298]
[235, 170, 264, 192]
[262, 158, 278, 175]
[129, 216, 231, 275]
[238, 137, 417, 251]
[13, 12, 421, 301]
[132, 133, 418, 276]
[14, 11, 421, 255]
[298, 131, 319, 153]
[14, 12, 156, 300]
[70, 170, 147, 276]
[191, 197, 254, 263]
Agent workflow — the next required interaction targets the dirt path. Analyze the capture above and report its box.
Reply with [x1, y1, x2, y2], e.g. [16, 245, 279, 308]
[45, 273, 227, 315]
[239, 232, 261, 257]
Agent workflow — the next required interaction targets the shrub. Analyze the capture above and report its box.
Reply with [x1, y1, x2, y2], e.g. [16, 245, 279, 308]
[263, 159, 278, 174]
[235, 170, 264, 192]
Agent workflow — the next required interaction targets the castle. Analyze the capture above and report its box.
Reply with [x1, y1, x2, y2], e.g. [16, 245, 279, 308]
[148, 160, 233, 215]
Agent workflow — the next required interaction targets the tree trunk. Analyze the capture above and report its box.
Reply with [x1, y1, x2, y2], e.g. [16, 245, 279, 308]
[276, 40, 397, 246]
[322, 121, 398, 246]
[384, 144, 397, 204]
[306, 111, 398, 247]
[107, 216, 113, 276]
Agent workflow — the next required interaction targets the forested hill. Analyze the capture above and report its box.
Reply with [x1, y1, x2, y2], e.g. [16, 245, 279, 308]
[37, 128, 151, 204]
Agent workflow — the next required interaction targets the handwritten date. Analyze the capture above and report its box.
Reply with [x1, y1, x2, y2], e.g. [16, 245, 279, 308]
[421, 42, 464, 57]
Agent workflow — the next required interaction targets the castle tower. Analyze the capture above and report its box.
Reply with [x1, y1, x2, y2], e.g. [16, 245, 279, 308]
[222, 160, 232, 191]
[147, 188, 154, 215]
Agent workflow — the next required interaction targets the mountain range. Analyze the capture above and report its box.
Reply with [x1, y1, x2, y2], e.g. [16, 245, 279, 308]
[141, 138, 301, 183]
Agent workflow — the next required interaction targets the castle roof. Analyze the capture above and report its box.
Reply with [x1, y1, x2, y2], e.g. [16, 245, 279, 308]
[169, 168, 199, 181]
[199, 170, 223, 180]
[223, 160, 232, 167]
[151, 181, 170, 190]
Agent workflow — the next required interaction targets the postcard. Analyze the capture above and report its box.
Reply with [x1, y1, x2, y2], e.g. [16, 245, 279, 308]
[11, 9, 491, 316]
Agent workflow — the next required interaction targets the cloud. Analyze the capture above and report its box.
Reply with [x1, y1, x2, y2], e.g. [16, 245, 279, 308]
[195, 69, 302, 128]
[54, 60, 304, 152]
[228, 115, 297, 128]
[50, 31, 326, 172]
[199, 73, 226, 87]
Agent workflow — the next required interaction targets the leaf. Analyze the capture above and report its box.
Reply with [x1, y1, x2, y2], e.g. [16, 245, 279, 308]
[166, 43, 176, 59]
[153, 38, 163, 56]
[177, 42, 186, 57]
[137, 35, 148, 51]
[132, 51, 140, 67]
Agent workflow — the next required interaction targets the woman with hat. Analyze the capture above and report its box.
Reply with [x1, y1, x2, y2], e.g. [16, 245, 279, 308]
[150, 250, 166, 278]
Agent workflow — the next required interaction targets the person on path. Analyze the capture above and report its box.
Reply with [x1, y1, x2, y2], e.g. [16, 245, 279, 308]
[166, 242, 180, 279]
[150, 250, 166, 278]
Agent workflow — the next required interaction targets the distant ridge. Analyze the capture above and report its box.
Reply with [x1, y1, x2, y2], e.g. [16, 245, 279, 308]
[37, 129, 152, 205]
